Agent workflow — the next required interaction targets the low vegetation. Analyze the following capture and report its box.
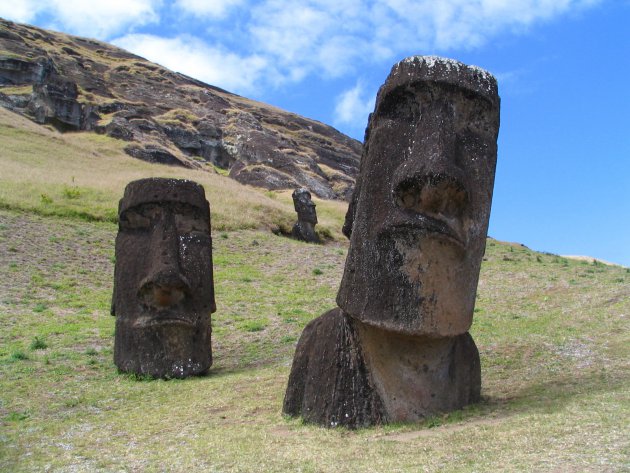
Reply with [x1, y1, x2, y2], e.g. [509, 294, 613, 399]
[0, 108, 345, 238]
[0, 108, 628, 471]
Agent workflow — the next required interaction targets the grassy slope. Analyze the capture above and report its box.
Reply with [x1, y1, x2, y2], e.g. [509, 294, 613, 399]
[0, 109, 628, 472]
[0, 108, 347, 238]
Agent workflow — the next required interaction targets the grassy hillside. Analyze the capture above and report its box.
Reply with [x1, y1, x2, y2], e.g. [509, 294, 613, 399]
[0, 108, 347, 239]
[0, 109, 628, 471]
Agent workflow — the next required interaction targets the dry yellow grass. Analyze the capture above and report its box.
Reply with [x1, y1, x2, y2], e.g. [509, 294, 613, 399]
[0, 107, 347, 234]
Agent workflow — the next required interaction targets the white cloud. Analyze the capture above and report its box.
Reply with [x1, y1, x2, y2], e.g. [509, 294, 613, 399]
[0, 0, 161, 39]
[368, 0, 603, 51]
[242, 0, 602, 84]
[175, 0, 245, 18]
[112, 34, 269, 95]
[0, 0, 47, 23]
[2, 0, 604, 99]
[333, 81, 375, 130]
[51, 0, 161, 38]
[250, 3, 331, 66]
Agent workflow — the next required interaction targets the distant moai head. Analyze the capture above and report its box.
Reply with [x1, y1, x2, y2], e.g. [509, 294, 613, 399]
[337, 56, 500, 337]
[292, 188, 317, 225]
[112, 178, 215, 378]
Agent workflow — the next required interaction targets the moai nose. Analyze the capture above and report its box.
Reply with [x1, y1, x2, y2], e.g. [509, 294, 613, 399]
[139, 273, 191, 309]
[137, 211, 191, 309]
[392, 103, 468, 220]
[156, 211, 180, 271]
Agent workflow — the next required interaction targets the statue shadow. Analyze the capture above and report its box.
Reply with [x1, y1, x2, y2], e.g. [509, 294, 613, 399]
[473, 365, 618, 423]
[377, 366, 621, 440]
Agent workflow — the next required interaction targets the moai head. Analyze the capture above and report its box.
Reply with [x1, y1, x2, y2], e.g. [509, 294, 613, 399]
[337, 56, 500, 337]
[292, 188, 317, 225]
[112, 178, 215, 378]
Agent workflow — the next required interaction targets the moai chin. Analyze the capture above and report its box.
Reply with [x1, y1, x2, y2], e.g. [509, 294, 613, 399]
[284, 56, 500, 427]
[291, 188, 319, 243]
[112, 178, 216, 378]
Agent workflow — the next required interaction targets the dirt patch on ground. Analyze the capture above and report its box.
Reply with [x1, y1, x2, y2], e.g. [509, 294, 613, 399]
[0, 209, 115, 315]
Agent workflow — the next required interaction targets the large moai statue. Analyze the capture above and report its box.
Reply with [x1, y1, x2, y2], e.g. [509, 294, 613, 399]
[291, 188, 319, 243]
[284, 56, 500, 428]
[112, 178, 216, 378]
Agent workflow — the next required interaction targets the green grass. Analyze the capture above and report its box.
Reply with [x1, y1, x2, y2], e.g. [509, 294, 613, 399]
[0, 107, 628, 471]
[29, 336, 48, 350]
[1, 209, 628, 472]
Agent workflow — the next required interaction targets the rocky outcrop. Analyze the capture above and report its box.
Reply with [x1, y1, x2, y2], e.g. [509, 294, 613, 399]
[29, 76, 100, 130]
[0, 19, 361, 199]
[0, 57, 53, 85]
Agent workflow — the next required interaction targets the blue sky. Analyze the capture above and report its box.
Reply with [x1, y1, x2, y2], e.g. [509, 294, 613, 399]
[1, 0, 629, 265]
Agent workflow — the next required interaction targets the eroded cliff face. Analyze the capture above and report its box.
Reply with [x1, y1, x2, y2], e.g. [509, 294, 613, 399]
[0, 19, 361, 200]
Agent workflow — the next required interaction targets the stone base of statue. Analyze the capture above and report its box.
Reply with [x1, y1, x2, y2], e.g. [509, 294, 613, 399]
[291, 221, 319, 243]
[283, 308, 480, 428]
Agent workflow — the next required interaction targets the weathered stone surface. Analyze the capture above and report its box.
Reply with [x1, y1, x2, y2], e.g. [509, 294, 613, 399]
[285, 56, 499, 427]
[338, 56, 500, 337]
[29, 78, 82, 129]
[0, 56, 53, 85]
[112, 178, 215, 378]
[284, 310, 480, 426]
[283, 308, 387, 428]
[102, 116, 134, 141]
[356, 326, 480, 421]
[0, 19, 361, 200]
[291, 188, 319, 243]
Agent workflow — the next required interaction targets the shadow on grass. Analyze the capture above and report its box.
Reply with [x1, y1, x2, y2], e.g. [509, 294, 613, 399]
[481, 365, 618, 416]
[339, 365, 623, 436]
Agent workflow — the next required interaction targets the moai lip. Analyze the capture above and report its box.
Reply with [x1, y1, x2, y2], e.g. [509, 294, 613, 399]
[112, 178, 215, 378]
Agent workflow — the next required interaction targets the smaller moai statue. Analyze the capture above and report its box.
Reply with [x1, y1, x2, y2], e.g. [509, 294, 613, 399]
[291, 188, 319, 243]
[112, 178, 216, 378]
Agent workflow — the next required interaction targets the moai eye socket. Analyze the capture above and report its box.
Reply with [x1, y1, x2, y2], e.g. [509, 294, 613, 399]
[377, 88, 422, 122]
[173, 204, 210, 240]
[120, 204, 163, 231]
